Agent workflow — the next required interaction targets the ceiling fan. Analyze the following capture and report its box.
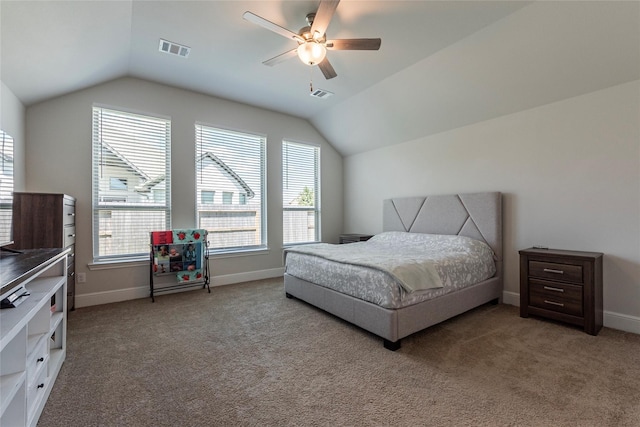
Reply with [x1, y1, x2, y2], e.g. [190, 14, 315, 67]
[243, 0, 381, 80]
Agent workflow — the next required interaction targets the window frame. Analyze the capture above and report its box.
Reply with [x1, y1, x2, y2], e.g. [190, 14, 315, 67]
[282, 140, 321, 245]
[92, 105, 172, 262]
[195, 123, 267, 254]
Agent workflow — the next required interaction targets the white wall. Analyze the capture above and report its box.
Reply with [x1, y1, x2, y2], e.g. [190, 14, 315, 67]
[344, 80, 640, 333]
[1, 81, 26, 190]
[25, 77, 343, 306]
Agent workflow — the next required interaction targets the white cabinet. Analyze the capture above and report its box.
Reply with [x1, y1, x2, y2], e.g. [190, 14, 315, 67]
[0, 249, 68, 427]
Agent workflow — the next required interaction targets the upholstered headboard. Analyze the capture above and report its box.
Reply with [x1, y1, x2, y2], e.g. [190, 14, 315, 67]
[383, 192, 502, 261]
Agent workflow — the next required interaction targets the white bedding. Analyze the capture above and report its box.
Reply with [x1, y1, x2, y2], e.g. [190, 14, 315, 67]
[284, 232, 496, 309]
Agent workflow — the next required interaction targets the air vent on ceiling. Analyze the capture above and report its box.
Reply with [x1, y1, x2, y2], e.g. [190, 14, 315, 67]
[159, 39, 190, 58]
[310, 88, 334, 99]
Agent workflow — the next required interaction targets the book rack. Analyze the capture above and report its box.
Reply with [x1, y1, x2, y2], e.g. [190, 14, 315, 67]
[149, 229, 210, 302]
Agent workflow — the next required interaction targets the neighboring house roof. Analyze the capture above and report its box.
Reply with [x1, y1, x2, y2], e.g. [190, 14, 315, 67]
[197, 152, 254, 199]
[101, 141, 150, 181]
[101, 142, 166, 194]
[135, 174, 165, 193]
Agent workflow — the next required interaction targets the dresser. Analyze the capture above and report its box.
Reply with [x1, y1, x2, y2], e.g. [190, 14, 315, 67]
[11, 193, 76, 310]
[519, 248, 603, 335]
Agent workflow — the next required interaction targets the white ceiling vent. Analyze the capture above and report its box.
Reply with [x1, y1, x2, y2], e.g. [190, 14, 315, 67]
[159, 39, 190, 58]
[310, 88, 334, 99]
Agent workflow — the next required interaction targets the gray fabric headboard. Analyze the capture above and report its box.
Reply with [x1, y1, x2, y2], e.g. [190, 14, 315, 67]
[383, 192, 502, 261]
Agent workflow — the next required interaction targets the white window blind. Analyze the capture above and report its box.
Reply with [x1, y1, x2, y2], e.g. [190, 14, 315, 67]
[195, 124, 266, 251]
[283, 140, 320, 244]
[92, 107, 171, 261]
[0, 130, 14, 245]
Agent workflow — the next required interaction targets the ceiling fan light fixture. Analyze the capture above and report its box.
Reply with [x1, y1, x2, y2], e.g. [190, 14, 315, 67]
[297, 41, 326, 65]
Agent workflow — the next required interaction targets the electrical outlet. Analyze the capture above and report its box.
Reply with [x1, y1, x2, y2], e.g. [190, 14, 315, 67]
[77, 272, 86, 283]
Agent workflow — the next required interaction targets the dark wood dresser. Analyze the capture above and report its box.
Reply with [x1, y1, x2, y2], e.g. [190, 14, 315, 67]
[519, 248, 603, 335]
[11, 193, 76, 310]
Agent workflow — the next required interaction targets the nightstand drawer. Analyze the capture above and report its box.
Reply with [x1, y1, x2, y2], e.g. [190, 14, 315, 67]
[529, 260, 583, 284]
[529, 279, 583, 317]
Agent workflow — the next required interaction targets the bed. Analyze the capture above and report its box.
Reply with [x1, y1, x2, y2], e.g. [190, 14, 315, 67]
[283, 192, 502, 350]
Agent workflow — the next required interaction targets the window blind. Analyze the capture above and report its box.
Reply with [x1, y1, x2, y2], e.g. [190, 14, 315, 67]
[92, 107, 171, 261]
[282, 140, 320, 244]
[0, 130, 14, 245]
[195, 124, 266, 251]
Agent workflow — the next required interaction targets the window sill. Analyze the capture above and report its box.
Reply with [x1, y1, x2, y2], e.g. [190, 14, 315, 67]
[88, 258, 148, 270]
[89, 247, 271, 270]
[207, 247, 270, 259]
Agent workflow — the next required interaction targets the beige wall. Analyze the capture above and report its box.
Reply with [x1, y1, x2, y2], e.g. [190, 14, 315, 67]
[343, 80, 640, 333]
[25, 77, 343, 306]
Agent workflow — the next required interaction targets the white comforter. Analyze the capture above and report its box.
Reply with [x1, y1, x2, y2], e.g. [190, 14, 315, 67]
[284, 232, 496, 308]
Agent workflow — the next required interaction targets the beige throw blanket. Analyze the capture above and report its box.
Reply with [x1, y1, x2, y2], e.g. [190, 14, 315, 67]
[284, 242, 443, 293]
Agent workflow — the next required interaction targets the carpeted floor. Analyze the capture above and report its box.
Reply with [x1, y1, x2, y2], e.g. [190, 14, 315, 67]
[39, 277, 640, 426]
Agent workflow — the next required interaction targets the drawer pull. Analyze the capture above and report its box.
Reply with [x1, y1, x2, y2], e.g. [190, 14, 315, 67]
[37, 357, 44, 363]
[543, 286, 564, 293]
[68, 234, 76, 238]
[68, 212, 75, 216]
[543, 268, 564, 274]
[544, 300, 565, 307]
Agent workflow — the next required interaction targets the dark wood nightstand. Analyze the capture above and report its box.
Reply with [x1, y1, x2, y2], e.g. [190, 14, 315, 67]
[339, 234, 374, 244]
[519, 248, 603, 335]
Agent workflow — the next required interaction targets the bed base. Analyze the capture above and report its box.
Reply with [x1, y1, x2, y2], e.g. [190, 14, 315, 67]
[284, 270, 502, 351]
[284, 192, 503, 351]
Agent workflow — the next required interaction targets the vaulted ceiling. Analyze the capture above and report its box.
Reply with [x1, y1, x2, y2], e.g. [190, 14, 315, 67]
[2, 1, 638, 156]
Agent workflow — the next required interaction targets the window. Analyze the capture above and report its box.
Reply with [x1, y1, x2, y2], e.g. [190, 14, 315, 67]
[92, 107, 171, 261]
[201, 190, 215, 205]
[0, 130, 14, 246]
[195, 124, 266, 251]
[222, 192, 233, 205]
[282, 141, 320, 244]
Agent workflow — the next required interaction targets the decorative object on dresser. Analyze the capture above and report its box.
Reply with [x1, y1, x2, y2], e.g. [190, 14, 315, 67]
[339, 233, 374, 244]
[0, 248, 68, 427]
[519, 248, 603, 335]
[11, 193, 76, 311]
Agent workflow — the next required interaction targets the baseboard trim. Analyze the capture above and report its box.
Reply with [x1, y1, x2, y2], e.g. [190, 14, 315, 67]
[603, 310, 640, 334]
[76, 280, 640, 335]
[502, 290, 640, 335]
[501, 290, 520, 306]
[76, 267, 285, 308]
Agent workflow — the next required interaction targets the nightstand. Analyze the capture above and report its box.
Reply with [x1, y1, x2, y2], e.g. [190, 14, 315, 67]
[339, 234, 374, 244]
[519, 248, 603, 335]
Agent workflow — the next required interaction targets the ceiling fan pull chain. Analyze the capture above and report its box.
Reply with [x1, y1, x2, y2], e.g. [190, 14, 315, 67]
[309, 66, 314, 92]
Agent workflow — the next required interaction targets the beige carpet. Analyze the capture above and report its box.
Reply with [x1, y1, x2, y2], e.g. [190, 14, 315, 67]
[39, 278, 640, 426]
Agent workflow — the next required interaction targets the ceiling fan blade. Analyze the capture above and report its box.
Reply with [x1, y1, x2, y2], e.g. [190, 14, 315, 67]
[318, 57, 337, 80]
[243, 11, 304, 42]
[310, 0, 340, 38]
[263, 49, 298, 67]
[326, 38, 382, 50]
